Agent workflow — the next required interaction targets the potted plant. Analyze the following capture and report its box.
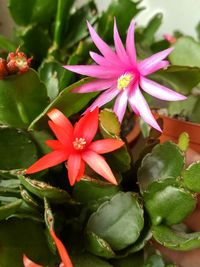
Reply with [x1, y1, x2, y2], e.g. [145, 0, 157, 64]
[1, 1, 200, 267]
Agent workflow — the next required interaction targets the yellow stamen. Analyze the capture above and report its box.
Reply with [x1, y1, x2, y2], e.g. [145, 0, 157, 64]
[117, 73, 132, 90]
[73, 137, 86, 150]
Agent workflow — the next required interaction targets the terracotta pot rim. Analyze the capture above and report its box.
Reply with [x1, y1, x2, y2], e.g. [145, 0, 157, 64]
[157, 114, 200, 128]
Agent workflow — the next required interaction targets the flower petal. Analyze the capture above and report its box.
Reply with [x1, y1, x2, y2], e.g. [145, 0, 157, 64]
[89, 139, 124, 154]
[23, 255, 43, 267]
[126, 20, 137, 65]
[85, 86, 119, 113]
[76, 159, 85, 182]
[114, 18, 131, 66]
[74, 107, 99, 144]
[89, 51, 122, 68]
[48, 121, 73, 150]
[140, 77, 187, 101]
[72, 78, 114, 93]
[47, 109, 73, 135]
[26, 150, 67, 174]
[50, 229, 73, 267]
[46, 140, 63, 150]
[138, 48, 173, 76]
[129, 85, 162, 132]
[67, 153, 82, 186]
[113, 89, 128, 122]
[64, 65, 121, 79]
[87, 21, 119, 62]
[82, 150, 117, 185]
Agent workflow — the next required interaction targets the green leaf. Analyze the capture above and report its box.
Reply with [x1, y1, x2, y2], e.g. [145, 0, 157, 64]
[150, 65, 200, 95]
[178, 132, 190, 152]
[0, 35, 17, 51]
[144, 254, 165, 267]
[18, 175, 72, 204]
[73, 176, 120, 203]
[29, 78, 98, 130]
[98, 0, 143, 42]
[144, 179, 196, 225]
[65, 1, 98, 48]
[168, 95, 199, 121]
[72, 252, 113, 267]
[99, 109, 120, 138]
[183, 161, 200, 192]
[8, 0, 57, 25]
[87, 192, 144, 251]
[152, 224, 200, 251]
[0, 127, 38, 170]
[85, 231, 115, 259]
[20, 186, 42, 210]
[111, 252, 144, 267]
[138, 142, 184, 192]
[99, 109, 131, 173]
[0, 199, 22, 220]
[53, 0, 74, 47]
[0, 69, 49, 128]
[141, 13, 163, 47]
[0, 218, 56, 266]
[169, 36, 200, 67]
[19, 25, 51, 61]
[39, 60, 64, 100]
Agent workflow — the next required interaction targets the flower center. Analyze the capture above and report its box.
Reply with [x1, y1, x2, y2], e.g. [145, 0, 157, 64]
[117, 73, 133, 90]
[73, 137, 87, 150]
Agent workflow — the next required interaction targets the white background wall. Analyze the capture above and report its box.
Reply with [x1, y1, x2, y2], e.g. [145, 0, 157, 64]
[1, 0, 200, 38]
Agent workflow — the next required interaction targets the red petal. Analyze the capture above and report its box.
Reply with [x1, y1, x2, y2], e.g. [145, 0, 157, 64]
[74, 107, 99, 144]
[67, 154, 82, 186]
[47, 109, 73, 136]
[76, 159, 85, 182]
[82, 150, 117, 185]
[46, 140, 63, 150]
[50, 229, 73, 267]
[89, 139, 124, 154]
[26, 150, 67, 174]
[23, 255, 43, 267]
[48, 121, 73, 150]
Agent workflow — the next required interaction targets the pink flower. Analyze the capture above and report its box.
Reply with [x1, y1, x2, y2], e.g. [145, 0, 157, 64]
[23, 229, 73, 267]
[26, 108, 124, 185]
[163, 34, 177, 44]
[64, 19, 186, 131]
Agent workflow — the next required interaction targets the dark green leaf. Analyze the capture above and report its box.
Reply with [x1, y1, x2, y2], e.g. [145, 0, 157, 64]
[111, 252, 144, 267]
[73, 176, 120, 203]
[0, 69, 49, 128]
[0, 218, 56, 266]
[85, 231, 115, 259]
[18, 175, 72, 204]
[8, 0, 57, 25]
[183, 161, 200, 192]
[19, 25, 51, 61]
[29, 78, 98, 130]
[0, 127, 38, 170]
[87, 192, 144, 251]
[65, 1, 98, 48]
[150, 65, 200, 95]
[144, 179, 196, 225]
[0, 199, 22, 220]
[152, 224, 200, 251]
[141, 13, 163, 47]
[72, 252, 113, 267]
[138, 142, 184, 192]
[98, 0, 143, 42]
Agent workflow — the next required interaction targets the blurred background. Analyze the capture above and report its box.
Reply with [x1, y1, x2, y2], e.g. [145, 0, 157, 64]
[1, 0, 200, 38]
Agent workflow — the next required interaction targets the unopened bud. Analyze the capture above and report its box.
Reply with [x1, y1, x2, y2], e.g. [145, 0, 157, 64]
[0, 58, 8, 79]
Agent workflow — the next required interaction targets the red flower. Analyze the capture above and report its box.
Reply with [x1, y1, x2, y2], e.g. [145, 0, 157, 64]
[7, 47, 32, 74]
[23, 229, 73, 267]
[26, 108, 124, 185]
[0, 58, 8, 79]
